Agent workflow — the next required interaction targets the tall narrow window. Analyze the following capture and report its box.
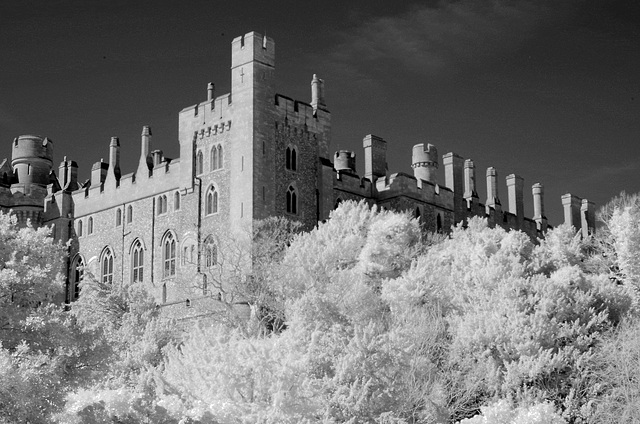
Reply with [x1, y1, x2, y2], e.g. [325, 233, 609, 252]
[286, 185, 297, 214]
[286, 146, 298, 171]
[163, 233, 176, 277]
[174, 191, 180, 211]
[127, 205, 133, 223]
[196, 150, 203, 175]
[77, 220, 83, 237]
[131, 240, 144, 283]
[204, 236, 217, 268]
[88, 217, 93, 234]
[206, 186, 218, 215]
[291, 148, 297, 171]
[162, 283, 167, 304]
[101, 248, 114, 284]
[211, 146, 218, 171]
[217, 145, 223, 169]
[71, 256, 84, 301]
[157, 195, 168, 215]
[116, 209, 122, 227]
[436, 214, 442, 233]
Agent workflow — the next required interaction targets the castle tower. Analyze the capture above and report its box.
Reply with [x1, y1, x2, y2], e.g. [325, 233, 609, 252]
[229, 32, 276, 226]
[412, 143, 438, 185]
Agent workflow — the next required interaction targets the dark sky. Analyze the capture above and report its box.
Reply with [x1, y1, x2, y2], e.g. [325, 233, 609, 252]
[1, 0, 638, 224]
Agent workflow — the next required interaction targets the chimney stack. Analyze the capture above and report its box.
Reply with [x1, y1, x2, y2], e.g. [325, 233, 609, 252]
[311, 74, 326, 110]
[207, 82, 215, 102]
[506, 174, 524, 226]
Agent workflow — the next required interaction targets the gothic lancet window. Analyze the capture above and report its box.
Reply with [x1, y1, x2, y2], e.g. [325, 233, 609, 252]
[286, 185, 298, 215]
[163, 233, 176, 278]
[174, 191, 180, 211]
[131, 240, 144, 283]
[101, 248, 114, 284]
[70, 255, 84, 301]
[206, 186, 218, 215]
[204, 236, 217, 268]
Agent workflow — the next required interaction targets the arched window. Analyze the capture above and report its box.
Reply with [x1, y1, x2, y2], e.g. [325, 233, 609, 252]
[127, 205, 133, 223]
[131, 240, 144, 283]
[204, 236, 217, 268]
[196, 150, 203, 175]
[285, 146, 298, 171]
[101, 248, 114, 284]
[217, 145, 223, 169]
[206, 186, 218, 215]
[88, 217, 93, 234]
[163, 233, 176, 278]
[174, 191, 180, 211]
[77, 220, 83, 237]
[116, 209, 122, 227]
[70, 255, 84, 301]
[157, 195, 167, 215]
[286, 185, 297, 215]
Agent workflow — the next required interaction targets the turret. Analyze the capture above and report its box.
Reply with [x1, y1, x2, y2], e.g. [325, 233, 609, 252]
[311, 74, 326, 111]
[363, 135, 387, 182]
[11, 135, 54, 187]
[412, 143, 438, 185]
[334, 150, 356, 173]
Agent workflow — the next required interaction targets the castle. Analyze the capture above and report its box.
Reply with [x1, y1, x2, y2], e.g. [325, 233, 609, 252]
[0, 32, 596, 309]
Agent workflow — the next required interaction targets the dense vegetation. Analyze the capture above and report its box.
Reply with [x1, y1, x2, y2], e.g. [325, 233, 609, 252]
[2, 194, 640, 423]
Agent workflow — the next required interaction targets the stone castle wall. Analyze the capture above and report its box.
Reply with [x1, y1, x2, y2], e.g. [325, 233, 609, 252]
[0, 31, 598, 311]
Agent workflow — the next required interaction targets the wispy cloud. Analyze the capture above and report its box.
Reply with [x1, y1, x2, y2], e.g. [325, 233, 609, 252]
[327, 1, 575, 78]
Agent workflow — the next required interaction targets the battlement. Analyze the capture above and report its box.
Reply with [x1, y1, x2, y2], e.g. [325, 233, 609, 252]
[231, 32, 275, 69]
